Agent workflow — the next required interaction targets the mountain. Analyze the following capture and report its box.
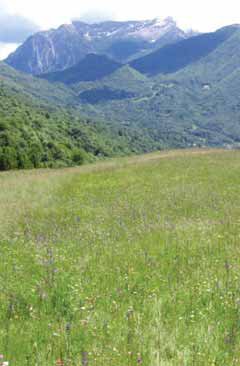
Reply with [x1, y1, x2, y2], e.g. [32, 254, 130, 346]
[40, 54, 122, 84]
[6, 18, 191, 75]
[3, 21, 240, 172]
[69, 25, 240, 148]
[130, 25, 238, 75]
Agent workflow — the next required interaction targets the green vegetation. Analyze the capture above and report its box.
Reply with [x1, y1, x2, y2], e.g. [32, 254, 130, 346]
[3, 23, 240, 171]
[1, 149, 240, 365]
[0, 63, 160, 170]
[0, 62, 78, 107]
[79, 87, 135, 104]
[0, 86, 128, 169]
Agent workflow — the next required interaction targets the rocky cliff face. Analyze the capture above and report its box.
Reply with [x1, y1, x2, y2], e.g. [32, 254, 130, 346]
[6, 17, 192, 75]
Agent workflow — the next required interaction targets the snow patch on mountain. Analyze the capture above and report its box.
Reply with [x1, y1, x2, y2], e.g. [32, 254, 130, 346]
[6, 17, 195, 74]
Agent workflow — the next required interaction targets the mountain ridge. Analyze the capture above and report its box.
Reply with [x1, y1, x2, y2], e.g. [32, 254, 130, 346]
[62, 24, 240, 148]
[5, 17, 193, 74]
[130, 25, 239, 75]
[40, 54, 122, 84]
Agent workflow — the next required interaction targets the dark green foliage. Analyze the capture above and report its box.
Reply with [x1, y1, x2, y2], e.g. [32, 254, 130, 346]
[71, 148, 87, 164]
[0, 78, 158, 171]
[0, 90, 96, 170]
[79, 86, 135, 104]
[0, 146, 18, 170]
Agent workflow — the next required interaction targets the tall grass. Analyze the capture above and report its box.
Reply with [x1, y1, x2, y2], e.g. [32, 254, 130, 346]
[0, 149, 240, 365]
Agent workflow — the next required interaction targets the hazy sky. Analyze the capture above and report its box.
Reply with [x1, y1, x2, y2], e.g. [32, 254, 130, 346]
[0, 42, 19, 59]
[1, 0, 240, 58]
[4, 0, 240, 31]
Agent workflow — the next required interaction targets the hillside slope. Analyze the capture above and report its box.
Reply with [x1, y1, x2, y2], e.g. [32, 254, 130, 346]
[130, 25, 239, 75]
[0, 63, 159, 170]
[0, 86, 129, 170]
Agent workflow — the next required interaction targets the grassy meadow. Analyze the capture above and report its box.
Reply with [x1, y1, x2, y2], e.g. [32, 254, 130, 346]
[1, 149, 240, 365]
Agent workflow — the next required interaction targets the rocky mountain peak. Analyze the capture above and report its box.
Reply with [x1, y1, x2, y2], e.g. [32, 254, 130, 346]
[6, 17, 193, 75]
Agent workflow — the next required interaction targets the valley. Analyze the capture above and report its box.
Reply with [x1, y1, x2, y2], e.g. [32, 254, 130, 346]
[1, 11, 240, 365]
[2, 20, 240, 172]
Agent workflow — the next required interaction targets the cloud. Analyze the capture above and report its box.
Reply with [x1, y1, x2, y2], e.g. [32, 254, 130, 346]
[0, 42, 19, 60]
[74, 10, 117, 24]
[0, 0, 239, 35]
[0, 12, 39, 43]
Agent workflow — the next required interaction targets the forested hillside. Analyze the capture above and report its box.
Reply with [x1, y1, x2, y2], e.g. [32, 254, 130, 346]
[0, 65, 157, 170]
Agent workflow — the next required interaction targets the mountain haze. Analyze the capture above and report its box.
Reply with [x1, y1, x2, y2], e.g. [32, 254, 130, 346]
[62, 25, 240, 148]
[40, 54, 122, 84]
[2, 19, 240, 170]
[6, 18, 191, 75]
[130, 25, 238, 75]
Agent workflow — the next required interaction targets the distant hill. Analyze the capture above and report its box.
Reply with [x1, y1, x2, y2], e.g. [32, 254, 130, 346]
[5, 18, 191, 75]
[71, 65, 153, 104]
[73, 65, 153, 99]
[40, 54, 122, 84]
[130, 25, 239, 75]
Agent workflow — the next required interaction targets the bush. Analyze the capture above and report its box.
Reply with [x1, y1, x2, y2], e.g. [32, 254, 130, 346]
[72, 148, 86, 165]
[0, 147, 18, 170]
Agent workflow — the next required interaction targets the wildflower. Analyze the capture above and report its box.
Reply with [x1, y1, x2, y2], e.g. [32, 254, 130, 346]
[137, 353, 143, 364]
[0, 355, 9, 366]
[82, 352, 88, 366]
[66, 323, 71, 333]
[81, 319, 88, 326]
[56, 359, 64, 366]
